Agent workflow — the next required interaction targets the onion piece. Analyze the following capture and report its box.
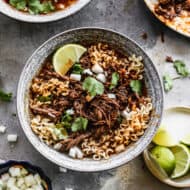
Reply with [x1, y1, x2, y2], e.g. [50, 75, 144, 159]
[70, 74, 81, 81]
[0, 125, 6, 133]
[107, 93, 116, 99]
[92, 64, 103, 74]
[96, 73, 106, 83]
[7, 134, 18, 143]
[83, 69, 93, 76]
[69, 146, 84, 159]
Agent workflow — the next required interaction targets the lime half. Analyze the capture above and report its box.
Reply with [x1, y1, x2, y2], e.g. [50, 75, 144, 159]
[153, 126, 179, 147]
[170, 144, 190, 179]
[53, 44, 87, 76]
[150, 146, 176, 175]
[181, 133, 190, 145]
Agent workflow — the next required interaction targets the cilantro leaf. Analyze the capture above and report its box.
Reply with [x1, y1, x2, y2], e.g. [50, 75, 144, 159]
[41, 1, 54, 14]
[28, 0, 54, 14]
[53, 127, 68, 140]
[72, 63, 84, 74]
[130, 80, 142, 94]
[163, 74, 173, 92]
[37, 95, 52, 102]
[110, 72, 119, 89]
[0, 89, 12, 102]
[83, 77, 104, 97]
[59, 112, 73, 129]
[28, 0, 43, 14]
[9, 0, 26, 10]
[71, 117, 88, 132]
[174, 60, 189, 77]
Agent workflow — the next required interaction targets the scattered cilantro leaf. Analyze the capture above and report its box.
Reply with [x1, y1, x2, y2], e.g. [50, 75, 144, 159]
[28, 0, 43, 14]
[72, 63, 84, 74]
[174, 60, 189, 77]
[163, 74, 173, 92]
[110, 72, 119, 89]
[0, 90, 12, 102]
[53, 127, 68, 140]
[9, 0, 26, 10]
[37, 95, 52, 102]
[59, 112, 73, 129]
[41, 1, 54, 14]
[130, 80, 142, 94]
[71, 117, 88, 132]
[83, 77, 104, 97]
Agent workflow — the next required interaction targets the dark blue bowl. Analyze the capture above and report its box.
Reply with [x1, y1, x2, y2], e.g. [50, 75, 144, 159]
[0, 160, 52, 190]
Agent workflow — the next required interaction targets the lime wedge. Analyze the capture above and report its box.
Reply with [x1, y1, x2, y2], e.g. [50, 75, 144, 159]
[153, 126, 179, 147]
[181, 133, 190, 145]
[150, 146, 176, 175]
[53, 44, 87, 76]
[170, 144, 190, 179]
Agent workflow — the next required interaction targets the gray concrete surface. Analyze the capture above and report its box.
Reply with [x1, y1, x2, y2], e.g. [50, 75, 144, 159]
[0, 0, 190, 189]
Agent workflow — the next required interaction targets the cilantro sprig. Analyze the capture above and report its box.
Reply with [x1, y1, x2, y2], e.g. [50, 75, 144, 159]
[174, 60, 189, 77]
[82, 77, 104, 97]
[0, 89, 12, 102]
[130, 80, 142, 95]
[110, 72, 119, 90]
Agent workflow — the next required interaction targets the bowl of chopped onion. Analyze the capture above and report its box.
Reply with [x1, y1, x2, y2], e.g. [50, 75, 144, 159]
[17, 27, 164, 172]
[0, 160, 52, 190]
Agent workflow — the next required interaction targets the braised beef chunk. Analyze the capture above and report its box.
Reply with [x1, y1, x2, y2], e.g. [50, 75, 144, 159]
[155, 0, 190, 20]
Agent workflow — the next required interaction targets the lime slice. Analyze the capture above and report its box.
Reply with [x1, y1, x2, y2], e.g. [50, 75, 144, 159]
[181, 133, 190, 145]
[170, 144, 190, 179]
[53, 44, 87, 76]
[150, 146, 176, 175]
[153, 126, 179, 147]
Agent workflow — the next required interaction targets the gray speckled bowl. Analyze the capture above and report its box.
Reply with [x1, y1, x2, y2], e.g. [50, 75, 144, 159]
[0, 0, 91, 23]
[17, 27, 164, 172]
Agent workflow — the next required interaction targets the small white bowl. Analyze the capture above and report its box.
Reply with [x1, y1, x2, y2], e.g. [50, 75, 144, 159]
[0, 0, 91, 23]
[143, 106, 190, 188]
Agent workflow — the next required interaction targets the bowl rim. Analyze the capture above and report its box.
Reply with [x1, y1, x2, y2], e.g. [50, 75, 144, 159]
[0, 160, 52, 190]
[0, 0, 91, 23]
[17, 27, 164, 172]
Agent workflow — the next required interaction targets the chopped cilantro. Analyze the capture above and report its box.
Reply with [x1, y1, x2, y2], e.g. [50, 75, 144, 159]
[163, 74, 173, 92]
[37, 95, 52, 102]
[130, 80, 142, 94]
[0, 89, 12, 102]
[82, 77, 104, 97]
[110, 72, 119, 89]
[71, 117, 88, 132]
[72, 63, 84, 74]
[174, 60, 189, 77]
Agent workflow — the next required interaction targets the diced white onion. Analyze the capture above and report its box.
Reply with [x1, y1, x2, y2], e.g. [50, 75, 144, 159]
[70, 74, 81, 81]
[53, 143, 62, 150]
[59, 167, 67, 173]
[7, 177, 16, 187]
[121, 109, 130, 119]
[17, 178, 24, 187]
[21, 168, 28, 176]
[7, 134, 18, 142]
[24, 174, 36, 187]
[69, 146, 84, 159]
[92, 64, 104, 74]
[107, 93, 116, 99]
[0, 125, 6, 133]
[83, 69, 93, 76]
[66, 109, 74, 115]
[34, 174, 41, 185]
[96, 73, 106, 83]
[9, 167, 21, 177]
[1, 173, 10, 182]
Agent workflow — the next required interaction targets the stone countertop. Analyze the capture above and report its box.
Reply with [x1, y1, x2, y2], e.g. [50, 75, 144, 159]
[0, 0, 190, 189]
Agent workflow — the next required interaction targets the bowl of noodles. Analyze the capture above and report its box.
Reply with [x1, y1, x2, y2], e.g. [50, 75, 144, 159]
[17, 27, 163, 172]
